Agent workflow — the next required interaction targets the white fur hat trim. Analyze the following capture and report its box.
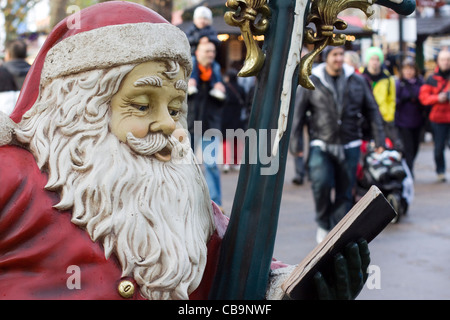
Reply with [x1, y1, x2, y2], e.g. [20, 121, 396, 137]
[41, 22, 192, 85]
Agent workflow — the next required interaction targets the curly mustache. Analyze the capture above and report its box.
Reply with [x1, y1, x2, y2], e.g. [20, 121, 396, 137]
[125, 131, 191, 162]
[126, 132, 169, 156]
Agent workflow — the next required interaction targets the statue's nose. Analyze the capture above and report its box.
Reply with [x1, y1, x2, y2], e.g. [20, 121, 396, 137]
[149, 108, 176, 136]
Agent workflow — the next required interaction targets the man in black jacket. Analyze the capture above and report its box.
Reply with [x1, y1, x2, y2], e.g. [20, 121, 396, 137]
[1, 39, 31, 91]
[291, 46, 385, 243]
[0, 39, 31, 115]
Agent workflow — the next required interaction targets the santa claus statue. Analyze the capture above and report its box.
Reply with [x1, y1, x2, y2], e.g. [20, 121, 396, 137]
[0, 1, 369, 300]
[0, 1, 230, 300]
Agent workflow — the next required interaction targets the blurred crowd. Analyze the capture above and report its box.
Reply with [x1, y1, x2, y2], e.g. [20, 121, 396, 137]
[1, 6, 449, 231]
[290, 44, 449, 241]
[179, 6, 450, 223]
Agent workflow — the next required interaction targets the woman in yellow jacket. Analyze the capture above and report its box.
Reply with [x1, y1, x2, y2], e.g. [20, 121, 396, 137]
[361, 47, 403, 152]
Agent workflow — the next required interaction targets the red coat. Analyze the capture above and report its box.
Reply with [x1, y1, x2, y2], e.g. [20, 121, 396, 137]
[419, 68, 450, 124]
[0, 145, 226, 300]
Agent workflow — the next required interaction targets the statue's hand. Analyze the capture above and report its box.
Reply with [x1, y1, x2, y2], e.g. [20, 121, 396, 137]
[314, 239, 370, 300]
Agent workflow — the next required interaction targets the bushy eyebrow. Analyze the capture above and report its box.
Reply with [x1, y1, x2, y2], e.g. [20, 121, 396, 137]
[174, 79, 188, 92]
[134, 74, 187, 93]
[134, 75, 163, 87]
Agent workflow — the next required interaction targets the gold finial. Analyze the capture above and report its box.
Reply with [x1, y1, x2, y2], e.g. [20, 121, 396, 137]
[224, 0, 271, 77]
[299, 0, 374, 89]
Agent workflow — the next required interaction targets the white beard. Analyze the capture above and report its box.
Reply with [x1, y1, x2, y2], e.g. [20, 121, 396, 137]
[68, 133, 215, 300]
[15, 66, 215, 300]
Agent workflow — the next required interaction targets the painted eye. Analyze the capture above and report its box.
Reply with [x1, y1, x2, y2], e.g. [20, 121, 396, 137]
[132, 104, 149, 111]
[169, 109, 180, 117]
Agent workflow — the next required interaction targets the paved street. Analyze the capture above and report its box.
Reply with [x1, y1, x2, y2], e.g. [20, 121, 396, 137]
[217, 140, 450, 300]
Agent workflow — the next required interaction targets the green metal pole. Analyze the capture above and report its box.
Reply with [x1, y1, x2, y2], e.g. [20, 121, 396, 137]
[209, 0, 304, 300]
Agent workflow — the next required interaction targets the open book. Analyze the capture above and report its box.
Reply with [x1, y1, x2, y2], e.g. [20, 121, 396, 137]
[281, 185, 397, 299]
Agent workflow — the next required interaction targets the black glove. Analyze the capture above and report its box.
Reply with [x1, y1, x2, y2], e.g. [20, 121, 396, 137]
[313, 239, 370, 300]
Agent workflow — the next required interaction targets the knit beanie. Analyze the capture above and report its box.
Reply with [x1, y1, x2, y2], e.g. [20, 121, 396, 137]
[322, 45, 345, 60]
[193, 6, 213, 21]
[365, 47, 384, 65]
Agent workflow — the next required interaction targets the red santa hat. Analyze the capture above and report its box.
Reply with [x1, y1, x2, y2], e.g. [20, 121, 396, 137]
[10, 1, 192, 123]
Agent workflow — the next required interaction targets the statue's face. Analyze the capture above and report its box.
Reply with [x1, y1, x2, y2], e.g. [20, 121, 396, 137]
[110, 60, 187, 145]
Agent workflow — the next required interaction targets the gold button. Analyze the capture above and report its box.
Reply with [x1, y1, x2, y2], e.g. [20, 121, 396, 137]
[118, 280, 135, 299]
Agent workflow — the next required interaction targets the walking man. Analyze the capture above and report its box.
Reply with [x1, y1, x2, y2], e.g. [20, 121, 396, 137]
[0, 39, 31, 115]
[292, 46, 386, 243]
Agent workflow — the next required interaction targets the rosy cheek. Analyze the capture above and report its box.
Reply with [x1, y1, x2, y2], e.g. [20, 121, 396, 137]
[128, 121, 150, 138]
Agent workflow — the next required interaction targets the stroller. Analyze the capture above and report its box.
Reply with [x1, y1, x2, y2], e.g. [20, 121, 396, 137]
[355, 141, 414, 223]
